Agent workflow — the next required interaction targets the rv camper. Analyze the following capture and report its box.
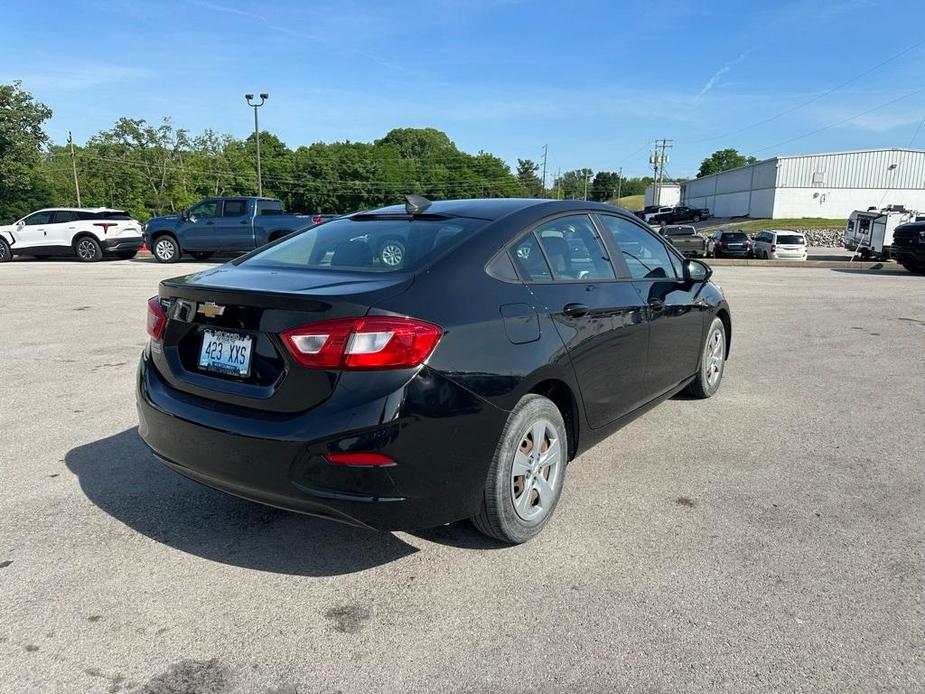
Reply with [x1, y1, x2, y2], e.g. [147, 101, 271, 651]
[844, 205, 923, 260]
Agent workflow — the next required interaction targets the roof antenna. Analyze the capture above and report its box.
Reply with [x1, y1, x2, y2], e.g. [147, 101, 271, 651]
[404, 194, 432, 215]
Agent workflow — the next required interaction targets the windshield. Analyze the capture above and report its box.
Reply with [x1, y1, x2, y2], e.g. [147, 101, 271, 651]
[777, 235, 805, 245]
[239, 215, 487, 273]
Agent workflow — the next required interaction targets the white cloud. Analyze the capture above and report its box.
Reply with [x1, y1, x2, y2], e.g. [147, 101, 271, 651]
[694, 49, 753, 104]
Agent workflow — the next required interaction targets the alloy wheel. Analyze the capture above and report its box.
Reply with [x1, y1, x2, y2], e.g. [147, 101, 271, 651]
[705, 325, 725, 388]
[510, 419, 563, 522]
[76, 239, 99, 261]
[155, 239, 176, 262]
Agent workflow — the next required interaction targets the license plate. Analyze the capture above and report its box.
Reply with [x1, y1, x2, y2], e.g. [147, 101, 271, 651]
[198, 330, 253, 377]
[727, 244, 743, 249]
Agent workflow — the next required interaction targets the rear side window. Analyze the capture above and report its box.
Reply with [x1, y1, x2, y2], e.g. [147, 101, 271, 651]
[257, 200, 284, 215]
[598, 215, 677, 280]
[511, 233, 552, 281]
[240, 215, 487, 273]
[777, 234, 805, 244]
[533, 215, 615, 281]
[223, 200, 248, 217]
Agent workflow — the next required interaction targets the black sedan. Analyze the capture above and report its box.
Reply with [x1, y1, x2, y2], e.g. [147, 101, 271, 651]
[137, 197, 732, 543]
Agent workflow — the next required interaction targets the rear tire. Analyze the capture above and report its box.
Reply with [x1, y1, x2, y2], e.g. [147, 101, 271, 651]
[74, 237, 103, 262]
[472, 394, 567, 544]
[0, 238, 11, 263]
[190, 251, 215, 260]
[693, 214, 701, 222]
[152, 236, 181, 263]
[684, 317, 726, 399]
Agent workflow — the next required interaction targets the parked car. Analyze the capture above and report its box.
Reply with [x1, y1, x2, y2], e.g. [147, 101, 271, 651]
[752, 230, 807, 260]
[143, 197, 329, 264]
[0, 208, 143, 263]
[660, 225, 707, 257]
[890, 221, 925, 274]
[707, 230, 753, 258]
[649, 205, 711, 226]
[635, 205, 674, 223]
[137, 197, 732, 543]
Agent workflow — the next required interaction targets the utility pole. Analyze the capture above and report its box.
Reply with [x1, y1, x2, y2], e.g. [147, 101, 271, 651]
[245, 93, 269, 196]
[541, 144, 548, 197]
[616, 166, 623, 202]
[583, 170, 590, 201]
[68, 131, 81, 207]
[554, 167, 561, 200]
[649, 139, 672, 206]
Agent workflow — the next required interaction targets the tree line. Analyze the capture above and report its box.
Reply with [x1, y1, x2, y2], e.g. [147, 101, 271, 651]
[2, 82, 747, 223]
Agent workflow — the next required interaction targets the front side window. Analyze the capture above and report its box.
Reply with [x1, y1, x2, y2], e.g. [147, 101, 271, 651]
[598, 215, 677, 280]
[533, 215, 615, 281]
[240, 215, 486, 273]
[189, 201, 218, 220]
[223, 200, 248, 217]
[23, 211, 53, 226]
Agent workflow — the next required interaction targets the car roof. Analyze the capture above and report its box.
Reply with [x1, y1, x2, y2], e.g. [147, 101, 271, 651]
[34, 207, 125, 213]
[767, 229, 805, 236]
[357, 198, 626, 221]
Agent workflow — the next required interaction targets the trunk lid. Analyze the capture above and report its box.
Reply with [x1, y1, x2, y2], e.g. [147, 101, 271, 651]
[151, 263, 414, 413]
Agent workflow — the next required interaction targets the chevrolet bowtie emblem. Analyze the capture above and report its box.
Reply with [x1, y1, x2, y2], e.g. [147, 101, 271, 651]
[197, 301, 225, 318]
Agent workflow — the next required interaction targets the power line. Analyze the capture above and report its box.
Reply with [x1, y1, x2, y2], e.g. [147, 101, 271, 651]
[751, 85, 925, 154]
[684, 35, 925, 146]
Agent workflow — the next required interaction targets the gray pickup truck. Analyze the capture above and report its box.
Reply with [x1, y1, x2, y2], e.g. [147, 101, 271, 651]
[143, 196, 325, 263]
[659, 225, 707, 257]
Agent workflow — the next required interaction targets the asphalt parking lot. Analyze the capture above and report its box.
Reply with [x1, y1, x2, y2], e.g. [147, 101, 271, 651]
[1, 259, 923, 693]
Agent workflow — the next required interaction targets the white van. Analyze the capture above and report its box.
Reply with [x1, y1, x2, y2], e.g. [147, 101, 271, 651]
[752, 230, 807, 260]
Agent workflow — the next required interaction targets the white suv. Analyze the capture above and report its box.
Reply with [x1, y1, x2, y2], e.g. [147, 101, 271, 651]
[752, 229, 808, 260]
[0, 208, 143, 263]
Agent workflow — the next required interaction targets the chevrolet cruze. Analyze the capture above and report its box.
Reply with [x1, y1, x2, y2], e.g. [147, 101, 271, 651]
[136, 197, 731, 543]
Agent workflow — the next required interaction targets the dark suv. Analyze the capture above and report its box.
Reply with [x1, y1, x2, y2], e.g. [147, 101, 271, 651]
[891, 221, 925, 274]
[707, 231, 753, 258]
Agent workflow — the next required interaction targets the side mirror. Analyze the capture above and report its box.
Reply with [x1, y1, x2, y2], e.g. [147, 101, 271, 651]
[180, 209, 189, 221]
[15, 220, 25, 230]
[683, 258, 712, 283]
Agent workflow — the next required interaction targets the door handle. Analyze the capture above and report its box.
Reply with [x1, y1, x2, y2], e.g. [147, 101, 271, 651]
[563, 303, 589, 317]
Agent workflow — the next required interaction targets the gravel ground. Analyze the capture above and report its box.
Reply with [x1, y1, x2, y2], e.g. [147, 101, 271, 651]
[0, 258, 923, 693]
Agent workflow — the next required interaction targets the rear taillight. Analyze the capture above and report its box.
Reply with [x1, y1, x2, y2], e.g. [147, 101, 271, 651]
[746, 241, 752, 249]
[147, 296, 167, 341]
[771, 244, 777, 252]
[715, 241, 723, 250]
[311, 215, 322, 224]
[282, 317, 443, 370]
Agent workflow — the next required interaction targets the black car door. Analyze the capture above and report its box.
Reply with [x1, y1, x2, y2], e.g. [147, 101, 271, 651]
[511, 213, 650, 429]
[596, 213, 706, 397]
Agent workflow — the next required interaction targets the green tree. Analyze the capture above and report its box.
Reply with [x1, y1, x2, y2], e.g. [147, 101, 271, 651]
[696, 148, 757, 178]
[554, 168, 593, 200]
[0, 82, 53, 222]
[589, 171, 623, 202]
[516, 159, 544, 197]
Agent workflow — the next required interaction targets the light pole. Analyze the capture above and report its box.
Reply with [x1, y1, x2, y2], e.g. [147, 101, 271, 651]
[244, 93, 269, 196]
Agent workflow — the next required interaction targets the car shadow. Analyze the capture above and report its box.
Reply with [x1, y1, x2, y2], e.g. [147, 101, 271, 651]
[65, 428, 419, 576]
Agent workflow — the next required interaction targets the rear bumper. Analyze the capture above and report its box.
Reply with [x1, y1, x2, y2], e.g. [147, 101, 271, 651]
[135, 351, 509, 530]
[102, 237, 143, 253]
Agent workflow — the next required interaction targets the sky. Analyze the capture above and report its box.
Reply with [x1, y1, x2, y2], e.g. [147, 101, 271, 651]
[3, 0, 925, 179]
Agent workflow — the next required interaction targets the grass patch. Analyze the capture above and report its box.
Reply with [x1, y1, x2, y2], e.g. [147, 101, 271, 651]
[609, 194, 644, 210]
[704, 217, 847, 232]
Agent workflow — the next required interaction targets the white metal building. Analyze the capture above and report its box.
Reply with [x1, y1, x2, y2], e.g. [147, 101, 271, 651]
[644, 183, 681, 207]
[681, 148, 925, 219]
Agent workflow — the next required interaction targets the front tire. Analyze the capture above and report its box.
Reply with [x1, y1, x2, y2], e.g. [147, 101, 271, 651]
[693, 214, 701, 222]
[152, 236, 181, 263]
[74, 237, 103, 262]
[684, 317, 726, 399]
[472, 394, 567, 544]
[0, 238, 11, 263]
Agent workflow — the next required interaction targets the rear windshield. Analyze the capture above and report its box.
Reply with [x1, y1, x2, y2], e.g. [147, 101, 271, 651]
[666, 227, 694, 236]
[777, 235, 805, 244]
[239, 215, 487, 273]
[721, 232, 748, 241]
